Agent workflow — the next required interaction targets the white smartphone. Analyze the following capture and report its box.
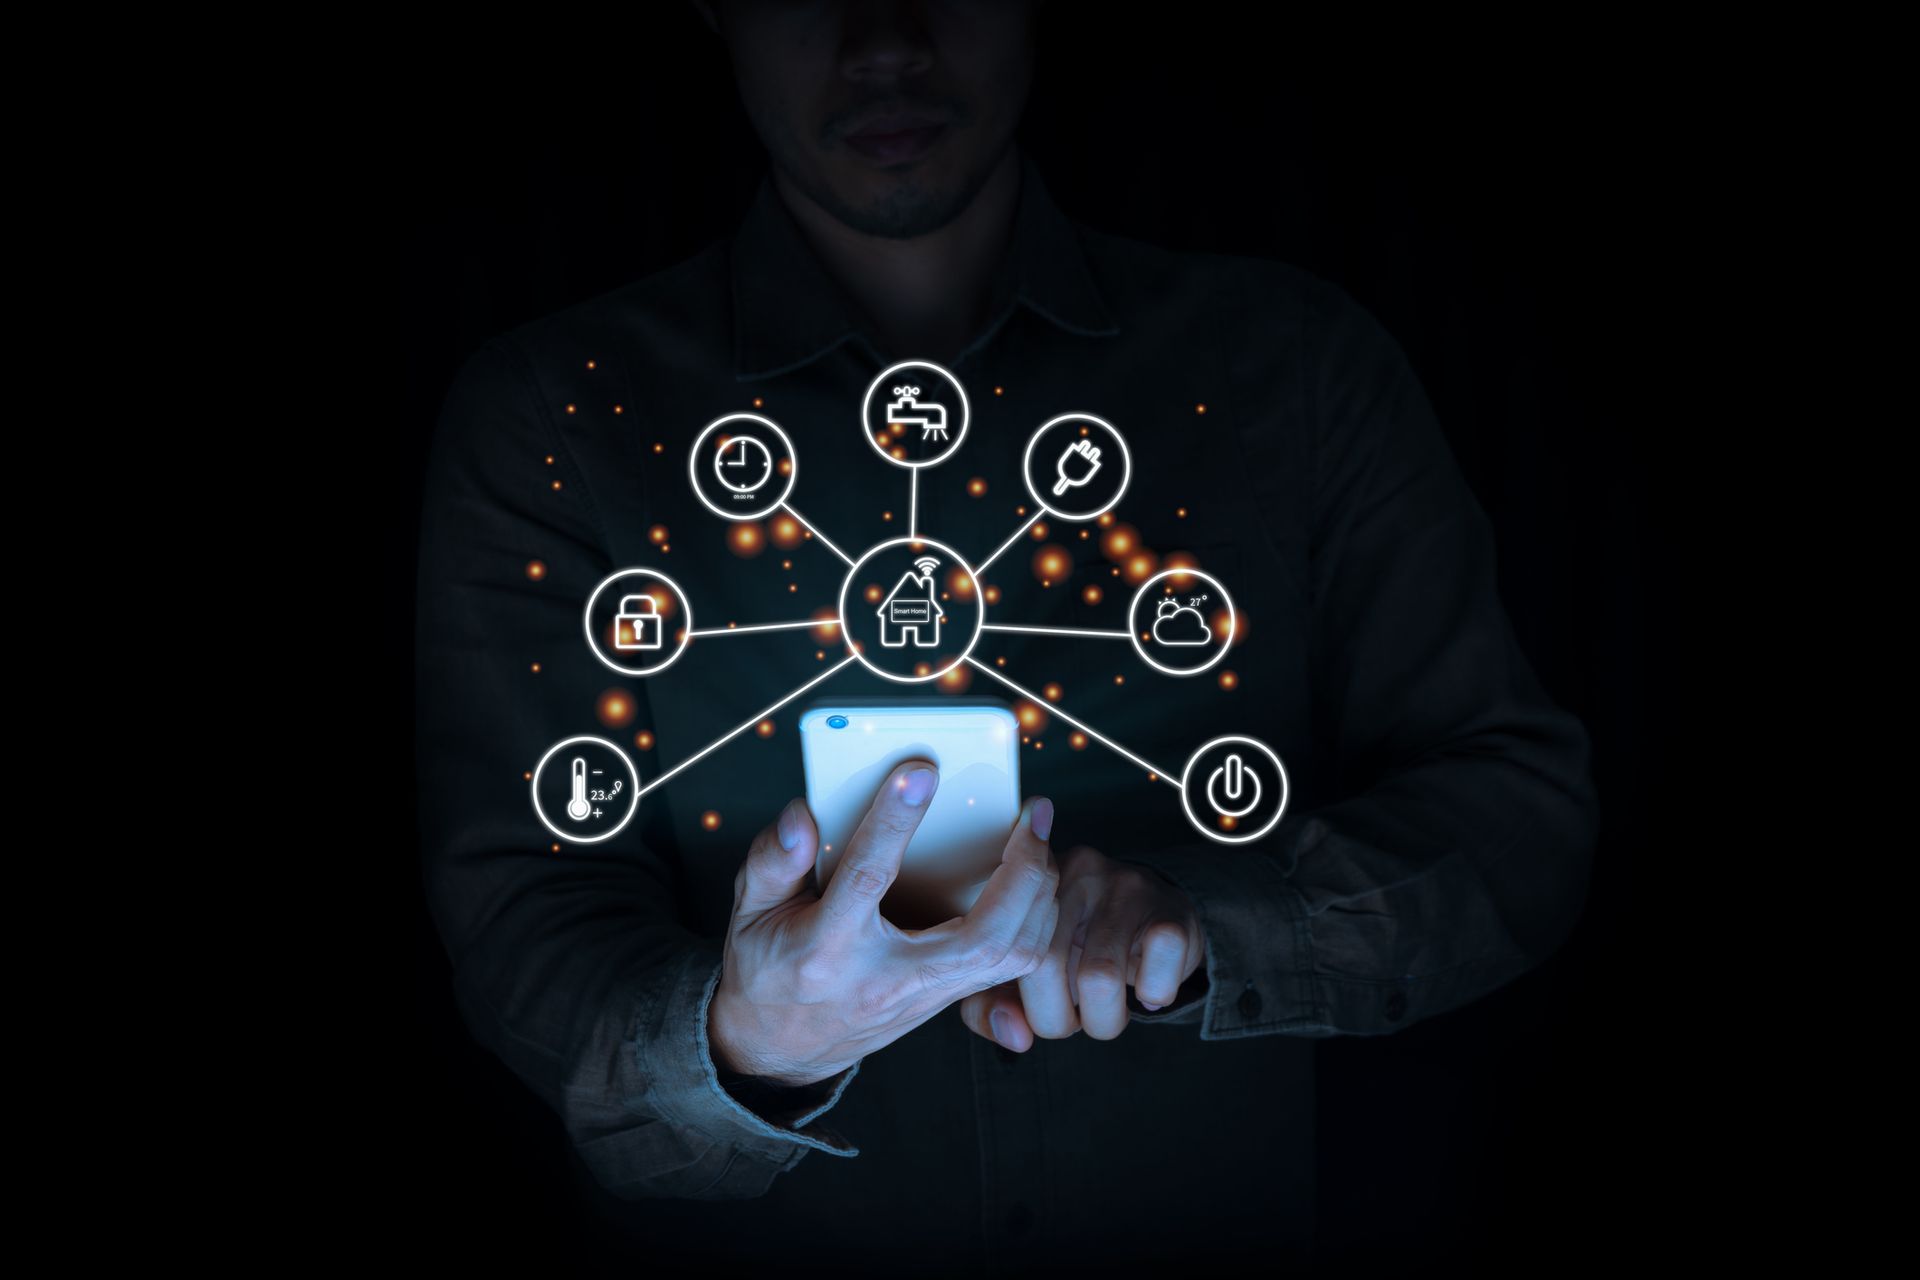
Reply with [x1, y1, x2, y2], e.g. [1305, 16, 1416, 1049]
[800, 701, 1021, 930]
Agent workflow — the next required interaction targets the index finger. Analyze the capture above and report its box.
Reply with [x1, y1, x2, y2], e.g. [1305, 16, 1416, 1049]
[817, 759, 939, 932]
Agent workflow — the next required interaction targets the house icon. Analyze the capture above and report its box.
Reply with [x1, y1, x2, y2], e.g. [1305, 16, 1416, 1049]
[877, 560, 945, 648]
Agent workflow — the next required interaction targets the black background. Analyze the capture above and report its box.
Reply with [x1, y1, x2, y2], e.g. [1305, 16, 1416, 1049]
[396, 9, 1653, 1271]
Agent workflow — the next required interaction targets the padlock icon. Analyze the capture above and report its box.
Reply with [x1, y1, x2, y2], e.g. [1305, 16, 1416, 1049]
[614, 594, 664, 650]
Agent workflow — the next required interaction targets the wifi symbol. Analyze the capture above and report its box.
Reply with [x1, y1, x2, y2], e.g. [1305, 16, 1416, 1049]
[913, 556, 940, 577]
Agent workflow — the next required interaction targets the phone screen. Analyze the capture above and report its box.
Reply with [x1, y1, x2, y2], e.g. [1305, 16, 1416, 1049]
[800, 703, 1021, 929]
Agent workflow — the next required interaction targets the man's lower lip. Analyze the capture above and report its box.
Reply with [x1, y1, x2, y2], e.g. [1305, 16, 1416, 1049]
[842, 124, 945, 164]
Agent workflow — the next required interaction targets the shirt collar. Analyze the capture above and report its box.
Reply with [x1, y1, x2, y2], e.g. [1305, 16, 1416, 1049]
[729, 151, 1118, 382]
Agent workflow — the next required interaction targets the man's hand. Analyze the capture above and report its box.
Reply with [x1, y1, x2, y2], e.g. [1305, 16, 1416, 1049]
[957, 844, 1206, 1050]
[709, 760, 1061, 1087]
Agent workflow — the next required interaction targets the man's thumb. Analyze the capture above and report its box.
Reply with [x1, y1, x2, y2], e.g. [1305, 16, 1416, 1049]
[735, 797, 818, 917]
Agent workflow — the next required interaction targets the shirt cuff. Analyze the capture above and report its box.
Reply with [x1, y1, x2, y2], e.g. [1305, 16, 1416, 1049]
[1116, 822, 1332, 1040]
[635, 944, 861, 1166]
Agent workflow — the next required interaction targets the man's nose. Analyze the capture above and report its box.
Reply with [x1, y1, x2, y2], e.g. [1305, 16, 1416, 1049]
[839, 0, 935, 81]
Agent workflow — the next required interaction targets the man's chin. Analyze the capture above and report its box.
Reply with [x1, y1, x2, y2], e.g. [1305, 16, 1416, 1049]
[793, 159, 997, 240]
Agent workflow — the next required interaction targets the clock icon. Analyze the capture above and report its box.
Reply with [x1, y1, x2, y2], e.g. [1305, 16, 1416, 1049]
[714, 436, 773, 493]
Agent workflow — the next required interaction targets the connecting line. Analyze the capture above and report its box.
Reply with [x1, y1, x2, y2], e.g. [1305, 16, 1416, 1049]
[639, 655, 857, 797]
[973, 511, 1043, 577]
[909, 470, 919, 540]
[964, 657, 1181, 789]
[780, 502, 855, 567]
[982, 623, 1131, 640]
[690, 619, 840, 638]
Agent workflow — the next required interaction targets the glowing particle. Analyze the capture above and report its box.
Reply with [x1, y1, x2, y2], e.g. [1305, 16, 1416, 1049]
[552, 480, 563, 491]
[1082, 585, 1103, 606]
[566, 404, 576, 414]
[994, 386, 1004, 396]
[653, 443, 664, 454]
[1069, 732, 1087, 750]
[729, 523, 766, 557]
[983, 585, 1002, 605]
[701, 811, 722, 831]
[526, 560, 547, 581]
[1114, 675, 1125, 685]
[1218, 669, 1239, 690]
[586, 360, 596, 370]
[1196, 403, 1206, 415]
[770, 515, 802, 548]
[864, 584, 884, 604]
[524, 771, 533, 780]
[968, 477, 987, 497]
[1178, 507, 1189, 518]
[753, 397, 764, 408]
[883, 511, 893, 521]
[1030, 521, 1049, 540]
[1098, 513, 1115, 527]
[530, 662, 542, 673]
[756, 719, 775, 738]
[597, 690, 635, 727]
[1031, 545, 1071, 584]
[1042, 682, 1062, 702]
[545, 455, 555, 465]
[649, 524, 669, 545]
[635, 730, 655, 750]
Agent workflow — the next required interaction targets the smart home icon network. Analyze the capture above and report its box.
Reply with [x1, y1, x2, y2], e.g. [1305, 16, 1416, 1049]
[532, 360, 1289, 848]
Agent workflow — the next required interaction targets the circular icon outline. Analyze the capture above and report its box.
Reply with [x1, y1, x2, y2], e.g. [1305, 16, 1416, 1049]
[532, 735, 642, 844]
[1128, 568, 1235, 676]
[688, 413, 798, 521]
[838, 535, 985, 684]
[861, 361, 971, 470]
[1021, 412, 1132, 521]
[583, 567, 695, 677]
[1180, 735, 1289, 845]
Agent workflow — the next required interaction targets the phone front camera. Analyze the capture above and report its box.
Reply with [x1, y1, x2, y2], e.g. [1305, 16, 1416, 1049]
[826, 715, 849, 729]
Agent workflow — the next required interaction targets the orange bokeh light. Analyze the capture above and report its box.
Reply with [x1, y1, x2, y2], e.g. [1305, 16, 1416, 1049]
[701, 811, 722, 831]
[1101, 524, 1138, 560]
[525, 560, 547, 581]
[1081, 585, 1102, 606]
[1032, 544, 1071, 584]
[770, 515, 802, 548]
[729, 523, 766, 557]
[597, 689, 636, 727]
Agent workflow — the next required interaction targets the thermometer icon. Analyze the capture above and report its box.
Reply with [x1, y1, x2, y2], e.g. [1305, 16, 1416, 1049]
[1206, 752, 1261, 818]
[567, 757, 592, 821]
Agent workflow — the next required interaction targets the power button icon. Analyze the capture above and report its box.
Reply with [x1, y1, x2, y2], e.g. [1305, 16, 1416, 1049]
[1206, 753, 1262, 818]
[1179, 735, 1289, 845]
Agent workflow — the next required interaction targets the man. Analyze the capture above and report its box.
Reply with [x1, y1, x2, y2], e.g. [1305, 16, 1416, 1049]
[416, 1, 1597, 1266]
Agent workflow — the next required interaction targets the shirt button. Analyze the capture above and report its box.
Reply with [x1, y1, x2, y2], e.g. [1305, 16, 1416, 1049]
[1007, 1202, 1034, 1236]
[1237, 984, 1263, 1020]
[1385, 990, 1408, 1022]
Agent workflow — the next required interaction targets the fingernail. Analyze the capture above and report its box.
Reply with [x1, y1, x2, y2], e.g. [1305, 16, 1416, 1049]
[1141, 1001, 1164, 1011]
[777, 800, 802, 850]
[989, 1009, 1013, 1046]
[900, 767, 936, 807]
[1030, 797, 1054, 841]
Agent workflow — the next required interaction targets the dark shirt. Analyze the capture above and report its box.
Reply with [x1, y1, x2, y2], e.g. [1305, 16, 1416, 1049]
[415, 153, 1597, 1267]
